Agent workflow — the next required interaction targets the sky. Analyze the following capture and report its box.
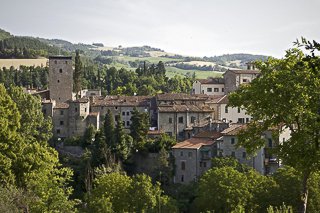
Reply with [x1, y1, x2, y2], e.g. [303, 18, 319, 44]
[1, 0, 319, 58]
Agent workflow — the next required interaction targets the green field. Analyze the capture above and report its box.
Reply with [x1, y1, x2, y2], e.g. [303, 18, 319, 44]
[165, 66, 222, 79]
[116, 56, 184, 63]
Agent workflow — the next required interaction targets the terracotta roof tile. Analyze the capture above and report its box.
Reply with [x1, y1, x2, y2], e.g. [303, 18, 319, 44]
[197, 78, 225, 84]
[194, 131, 223, 140]
[217, 95, 229, 104]
[221, 124, 246, 136]
[158, 104, 214, 112]
[227, 69, 260, 74]
[91, 96, 152, 107]
[172, 137, 214, 149]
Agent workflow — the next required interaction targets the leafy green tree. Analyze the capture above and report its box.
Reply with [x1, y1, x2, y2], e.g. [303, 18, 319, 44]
[194, 167, 251, 212]
[228, 40, 320, 212]
[88, 172, 132, 212]
[74, 49, 82, 98]
[130, 107, 149, 151]
[0, 85, 77, 212]
[129, 174, 161, 212]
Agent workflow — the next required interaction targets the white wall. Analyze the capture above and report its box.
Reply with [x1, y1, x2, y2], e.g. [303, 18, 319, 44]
[219, 104, 252, 123]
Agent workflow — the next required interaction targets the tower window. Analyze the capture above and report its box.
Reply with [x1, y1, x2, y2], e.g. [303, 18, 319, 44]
[59, 69, 62, 73]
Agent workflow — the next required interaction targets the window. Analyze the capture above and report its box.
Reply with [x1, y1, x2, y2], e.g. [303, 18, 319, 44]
[225, 106, 228, 113]
[65, 61, 68, 64]
[246, 118, 250, 123]
[85, 108, 87, 112]
[60, 121, 64, 125]
[200, 162, 203, 167]
[57, 80, 60, 83]
[127, 111, 130, 116]
[181, 175, 184, 182]
[238, 118, 245, 123]
[75, 107, 78, 112]
[59, 68, 62, 73]
[122, 111, 125, 116]
[231, 151, 235, 157]
[214, 88, 219, 92]
[169, 117, 173, 123]
[181, 161, 186, 170]
[180, 151, 183, 156]
[207, 88, 212, 92]
[178, 116, 183, 123]
[188, 152, 192, 157]
[115, 106, 118, 110]
[54, 60, 57, 64]
[242, 152, 246, 158]
[238, 107, 241, 113]
[191, 116, 196, 123]
[60, 110, 64, 115]
[268, 139, 273, 148]
[222, 88, 225, 93]
[231, 138, 235, 144]
[127, 121, 130, 126]
[56, 129, 60, 134]
[203, 162, 207, 167]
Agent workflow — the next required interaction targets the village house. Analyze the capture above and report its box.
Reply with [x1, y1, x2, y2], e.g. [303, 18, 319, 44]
[90, 95, 154, 132]
[156, 93, 219, 141]
[211, 95, 252, 124]
[192, 77, 225, 95]
[217, 124, 291, 175]
[223, 69, 260, 94]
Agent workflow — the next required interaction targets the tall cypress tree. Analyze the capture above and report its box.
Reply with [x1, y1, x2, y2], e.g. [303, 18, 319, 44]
[74, 50, 82, 99]
[115, 114, 132, 161]
[104, 109, 115, 149]
[130, 108, 149, 151]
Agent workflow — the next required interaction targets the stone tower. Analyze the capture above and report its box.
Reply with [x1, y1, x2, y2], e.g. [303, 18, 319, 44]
[49, 56, 73, 102]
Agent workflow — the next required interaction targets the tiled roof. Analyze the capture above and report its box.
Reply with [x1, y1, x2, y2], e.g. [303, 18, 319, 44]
[69, 98, 90, 103]
[156, 93, 209, 101]
[172, 137, 214, 149]
[91, 96, 152, 107]
[221, 124, 246, 136]
[227, 69, 260, 74]
[197, 78, 225, 84]
[194, 131, 223, 140]
[158, 104, 214, 112]
[55, 102, 69, 109]
[217, 95, 229, 104]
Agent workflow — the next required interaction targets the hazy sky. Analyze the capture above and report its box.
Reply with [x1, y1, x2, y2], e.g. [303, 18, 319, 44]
[1, 0, 319, 57]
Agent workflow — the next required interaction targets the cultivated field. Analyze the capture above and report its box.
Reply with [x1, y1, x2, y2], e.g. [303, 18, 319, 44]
[165, 66, 222, 79]
[0, 58, 48, 69]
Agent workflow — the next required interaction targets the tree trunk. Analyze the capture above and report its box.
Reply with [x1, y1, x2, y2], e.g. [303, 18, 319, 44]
[299, 171, 310, 213]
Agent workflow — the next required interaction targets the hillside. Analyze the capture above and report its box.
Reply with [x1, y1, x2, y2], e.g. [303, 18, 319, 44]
[0, 28, 269, 78]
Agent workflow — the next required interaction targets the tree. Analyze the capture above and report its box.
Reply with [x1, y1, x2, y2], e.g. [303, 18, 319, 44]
[130, 107, 149, 151]
[0, 85, 77, 212]
[115, 114, 132, 161]
[103, 109, 115, 149]
[74, 49, 82, 98]
[228, 40, 320, 212]
[194, 167, 251, 212]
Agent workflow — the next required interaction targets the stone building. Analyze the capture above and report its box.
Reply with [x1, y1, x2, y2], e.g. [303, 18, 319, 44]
[48, 56, 73, 102]
[211, 95, 252, 124]
[156, 93, 217, 141]
[90, 95, 154, 131]
[217, 124, 291, 175]
[172, 137, 215, 183]
[192, 77, 225, 95]
[223, 69, 260, 94]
